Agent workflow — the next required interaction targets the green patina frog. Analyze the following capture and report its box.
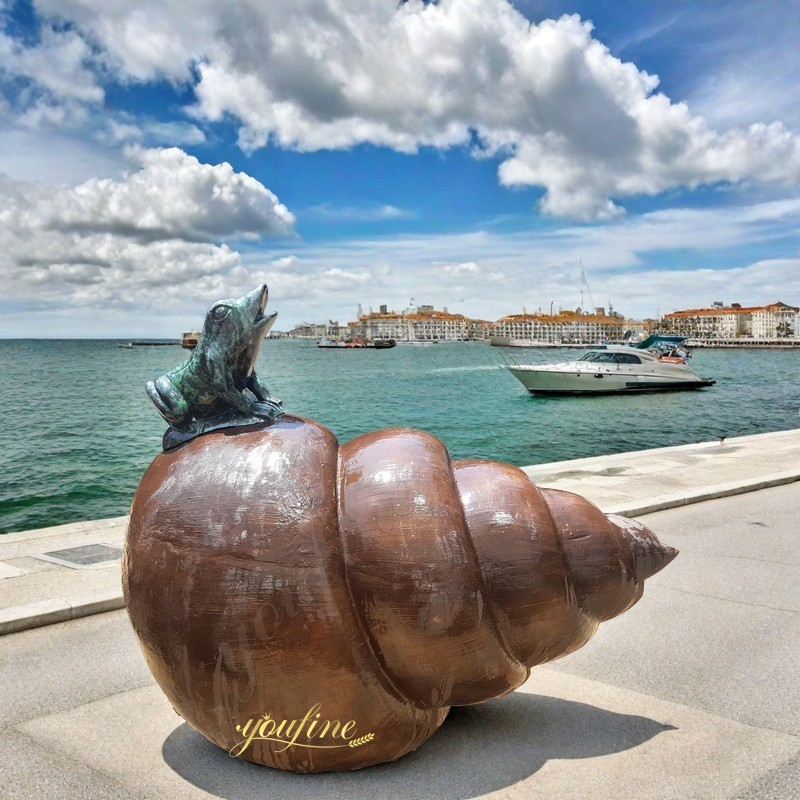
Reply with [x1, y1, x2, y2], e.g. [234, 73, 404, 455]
[146, 284, 283, 450]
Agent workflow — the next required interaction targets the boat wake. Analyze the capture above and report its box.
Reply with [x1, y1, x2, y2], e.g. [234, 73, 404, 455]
[430, 365, 500, 374]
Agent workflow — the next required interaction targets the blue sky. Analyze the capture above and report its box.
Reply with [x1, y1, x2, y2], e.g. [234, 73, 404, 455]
[1, 0, 799, 336]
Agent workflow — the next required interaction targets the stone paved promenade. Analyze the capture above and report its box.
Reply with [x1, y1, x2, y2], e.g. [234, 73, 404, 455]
[1, 481, 798, 798]
[2, 427, 799, 635]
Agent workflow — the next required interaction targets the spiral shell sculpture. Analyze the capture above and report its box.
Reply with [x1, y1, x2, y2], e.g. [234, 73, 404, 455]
[124, 416, 677, 773]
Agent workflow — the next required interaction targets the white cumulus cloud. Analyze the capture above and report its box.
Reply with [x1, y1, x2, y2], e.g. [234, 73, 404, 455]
[0, 147, 294, 306]
[441, 261, 480, 277]
[43, 146, 294, 242]
[23, 0, 800, 219]
[103, 117, 207, 147]
[0, 24, 102, 103]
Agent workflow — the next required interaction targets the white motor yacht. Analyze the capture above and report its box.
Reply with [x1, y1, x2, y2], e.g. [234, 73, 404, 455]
[504, 343, 715, 395]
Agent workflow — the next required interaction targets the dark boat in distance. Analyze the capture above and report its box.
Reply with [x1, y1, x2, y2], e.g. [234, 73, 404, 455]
[118, 341, 181, 348]
[182, 331, 202, 349]
[317, 338, 396, 349]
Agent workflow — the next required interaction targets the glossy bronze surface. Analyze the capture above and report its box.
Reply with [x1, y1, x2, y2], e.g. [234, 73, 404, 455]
[125, 417, 677, 772]
[146, 284, 282, 450]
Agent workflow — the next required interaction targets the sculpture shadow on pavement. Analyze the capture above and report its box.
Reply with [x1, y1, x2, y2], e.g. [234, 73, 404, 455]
[161, 690, 676, 799]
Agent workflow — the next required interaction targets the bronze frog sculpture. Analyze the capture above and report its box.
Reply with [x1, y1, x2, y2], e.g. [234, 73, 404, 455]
[146, 284, 282, 449]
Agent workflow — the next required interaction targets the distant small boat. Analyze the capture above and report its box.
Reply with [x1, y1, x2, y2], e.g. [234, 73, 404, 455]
[317, 338, 396, 349]
[182, 331, 202, 349]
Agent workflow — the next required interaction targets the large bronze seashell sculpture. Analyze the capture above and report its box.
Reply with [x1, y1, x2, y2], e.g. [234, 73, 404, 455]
[124, 286, 677, 773]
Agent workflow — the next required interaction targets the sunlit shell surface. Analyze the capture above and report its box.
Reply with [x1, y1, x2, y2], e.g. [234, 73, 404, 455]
[124, 416, 676, 772]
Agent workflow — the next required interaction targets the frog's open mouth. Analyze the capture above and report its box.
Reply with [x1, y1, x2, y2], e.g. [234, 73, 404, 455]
[249, 283, 277, 330]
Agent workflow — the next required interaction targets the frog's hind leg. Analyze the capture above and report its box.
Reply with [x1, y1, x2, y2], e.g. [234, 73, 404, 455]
[146, 376, 189, 426]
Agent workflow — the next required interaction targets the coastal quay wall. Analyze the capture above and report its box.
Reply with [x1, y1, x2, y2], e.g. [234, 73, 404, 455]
[490, 337, 580, 347]
[1, 427, 799, 636]
[491, 336, 800, 348]
[686, 338, 800, 348]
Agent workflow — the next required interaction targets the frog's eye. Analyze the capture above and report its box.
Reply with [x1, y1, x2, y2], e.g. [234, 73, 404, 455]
[210, 305, 230, 322]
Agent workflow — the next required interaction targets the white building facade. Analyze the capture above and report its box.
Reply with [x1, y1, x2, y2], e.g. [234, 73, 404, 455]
[661, 301, 798, 340]
[287, 322, 328, 338]
[347, 308, 478, 341]
[751, 302, 798, 338]
[490, 313, 625, 344]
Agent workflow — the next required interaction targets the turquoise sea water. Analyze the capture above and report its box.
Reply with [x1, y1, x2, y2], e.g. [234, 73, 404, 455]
[1, 339, 798, 533]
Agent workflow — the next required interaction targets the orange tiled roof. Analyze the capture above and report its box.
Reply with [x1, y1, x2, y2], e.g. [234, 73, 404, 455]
[665, 307, 755, 318]
[406, 311, 467, 321]
[352, 310, 472, 323]
[495, 313, 623, 325]
[664, 301, 798, 318]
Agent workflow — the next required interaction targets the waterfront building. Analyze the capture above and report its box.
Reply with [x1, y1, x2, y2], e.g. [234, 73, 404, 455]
[347, 305, 480, 341]
[751, 302, 798, 338]
[326, 320, 344, 338]
[467, 319, 492, 341]
[407, 308, 471, 341]
[660, 301, 798, 342]
[660, 303, 752, 338]
[489, 310, 625, 345]
[346, 311, 409, 341]
[287, 322, 328, 339]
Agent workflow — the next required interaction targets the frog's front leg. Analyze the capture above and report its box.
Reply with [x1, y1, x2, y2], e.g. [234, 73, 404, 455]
[146, 375, 190, 426]
[246, 373, 282, 414]
[245, 372, 274, 402]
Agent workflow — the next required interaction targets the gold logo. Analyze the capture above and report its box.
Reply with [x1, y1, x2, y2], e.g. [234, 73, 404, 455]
[230, 704, 375, 757]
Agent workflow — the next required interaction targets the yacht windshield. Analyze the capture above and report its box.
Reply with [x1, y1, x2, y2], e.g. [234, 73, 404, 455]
[578, 351, 643, 364]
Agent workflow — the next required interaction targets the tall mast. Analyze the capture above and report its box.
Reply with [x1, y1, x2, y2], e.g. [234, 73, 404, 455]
[580, 259, 596, 313]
